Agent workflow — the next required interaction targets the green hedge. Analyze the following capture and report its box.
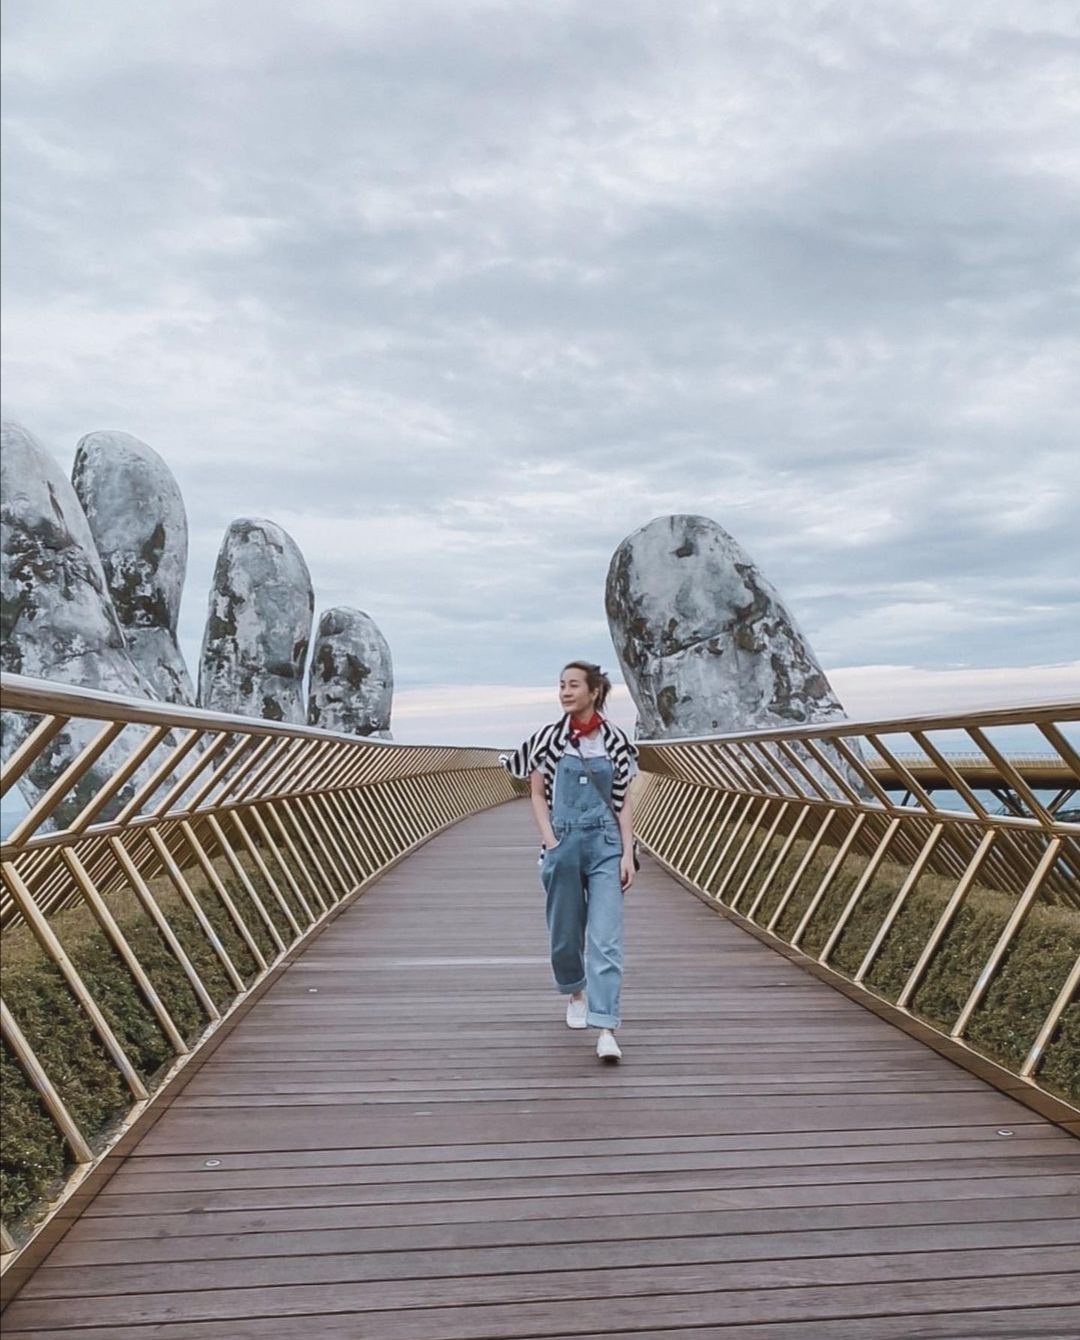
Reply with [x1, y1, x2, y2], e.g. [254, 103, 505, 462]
[0, 845, 290, 1235]
[682, 817, 1080, 1101]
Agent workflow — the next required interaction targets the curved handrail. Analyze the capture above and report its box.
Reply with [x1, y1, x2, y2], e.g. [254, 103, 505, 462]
[632, 697, 1080, 1129]
[2, 677, 1077, 1275]
[0, 674, 518, 1275]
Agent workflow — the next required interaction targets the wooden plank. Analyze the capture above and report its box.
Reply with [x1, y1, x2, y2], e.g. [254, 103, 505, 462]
[55, 1187, 1080, 1245]
[42, 1209, 1080, 1272]
[79, 1163, 1080, 1220]
[125, 1095, 1035, 1156]
[6, 802, 1078, 1336]
[89, 1136, 1076, 1197]
[7, 1303, 1080, 1340]
[79, 1120, 1063, 1177]
[26, 1221, 1080, 1297]
[5, 1268, 1080, 1333]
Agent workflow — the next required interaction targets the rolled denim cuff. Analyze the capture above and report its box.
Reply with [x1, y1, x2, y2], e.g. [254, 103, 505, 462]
[586, 1011, 619, 1029]
[556, 979, 587, 994]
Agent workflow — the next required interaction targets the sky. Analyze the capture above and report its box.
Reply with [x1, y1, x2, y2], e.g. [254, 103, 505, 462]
[2, 0, 1078, 746]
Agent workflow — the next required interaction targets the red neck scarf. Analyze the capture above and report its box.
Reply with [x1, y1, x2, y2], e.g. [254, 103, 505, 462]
[568, 711, 603, 745]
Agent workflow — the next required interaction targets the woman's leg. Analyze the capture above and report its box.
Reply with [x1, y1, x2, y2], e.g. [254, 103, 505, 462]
[541, 834, 587, 995]
[583, 835, 624, 1030]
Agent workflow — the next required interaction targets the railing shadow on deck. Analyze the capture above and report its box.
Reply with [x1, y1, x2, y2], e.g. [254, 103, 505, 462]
[0, 673, 1077, 1301]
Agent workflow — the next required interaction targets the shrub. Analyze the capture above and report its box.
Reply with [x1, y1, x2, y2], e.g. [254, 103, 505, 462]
[653, 815, 1080, 1104]
[1, 847, 288, 1235]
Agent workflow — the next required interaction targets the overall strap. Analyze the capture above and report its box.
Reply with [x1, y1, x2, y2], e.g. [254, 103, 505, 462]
[569, 743, 619, 820]
[570, 743, 640, 870]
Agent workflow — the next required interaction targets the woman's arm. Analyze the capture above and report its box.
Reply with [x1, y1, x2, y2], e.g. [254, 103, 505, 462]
[617, 789, 635, 890]
[530, 770, 559, 847]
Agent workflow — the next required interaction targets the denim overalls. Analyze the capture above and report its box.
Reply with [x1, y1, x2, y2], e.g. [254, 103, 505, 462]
[539, 752, 624, 1029]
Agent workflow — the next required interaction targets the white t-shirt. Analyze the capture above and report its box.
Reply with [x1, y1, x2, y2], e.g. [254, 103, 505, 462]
[573, 730, 609, 759]
[572, 729, 638, 776]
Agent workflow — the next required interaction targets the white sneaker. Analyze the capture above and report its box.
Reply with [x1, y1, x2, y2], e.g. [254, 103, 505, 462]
[596, 1031, 622, 1062]
[565, 996, 587, 1029]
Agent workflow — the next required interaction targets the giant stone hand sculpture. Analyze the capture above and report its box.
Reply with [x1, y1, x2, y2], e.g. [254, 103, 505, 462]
[0, 421, 161, 826]
[199, 519, 315, 724]
[2, 421, 396, 836]
[307, 606, 393, 738]
[606, 514, 847, 739]
[72, 430, 195, 706]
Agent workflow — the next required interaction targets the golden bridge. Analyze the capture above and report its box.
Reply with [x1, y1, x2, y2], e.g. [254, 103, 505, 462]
[1, 674, 1078, 1337]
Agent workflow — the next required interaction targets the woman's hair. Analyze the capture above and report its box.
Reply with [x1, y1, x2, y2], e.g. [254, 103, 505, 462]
[563, 660, 613, 712]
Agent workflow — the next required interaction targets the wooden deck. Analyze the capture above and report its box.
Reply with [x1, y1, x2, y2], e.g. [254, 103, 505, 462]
[5, 802, 1079, 1338]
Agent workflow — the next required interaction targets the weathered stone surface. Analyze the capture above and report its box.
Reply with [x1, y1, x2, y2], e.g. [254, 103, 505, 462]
[199, 519, 314, 724]
[307, 606, 393, 738]
[606, 514, 846, 739]
[72, 430, 195, 705]
[0, 421, 159, 826]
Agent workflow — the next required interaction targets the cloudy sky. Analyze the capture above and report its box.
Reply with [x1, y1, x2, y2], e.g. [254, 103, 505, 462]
[2, 1, 1077, 744]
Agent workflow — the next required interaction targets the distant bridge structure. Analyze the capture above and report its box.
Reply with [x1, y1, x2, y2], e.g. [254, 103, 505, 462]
[868, 753, 1077, 818]
[1, 673, 1078, 1333]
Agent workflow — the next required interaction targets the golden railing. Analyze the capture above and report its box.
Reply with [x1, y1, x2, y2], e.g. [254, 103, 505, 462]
[2, 678, 1077, 1284]
[0, 674, 518, 1277]
[632, 700, 1080, 1126]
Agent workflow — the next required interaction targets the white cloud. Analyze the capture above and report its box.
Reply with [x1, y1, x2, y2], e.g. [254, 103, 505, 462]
[391, 665, 1079, 746]
[828, 661, 1080, 720]
[392, 681, 638, 746]
[3, 0, 1078, 712]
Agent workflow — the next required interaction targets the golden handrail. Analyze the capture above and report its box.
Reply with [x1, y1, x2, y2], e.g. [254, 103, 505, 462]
[0, 673, 518, 1277]
[632, 698, 1080, 1127]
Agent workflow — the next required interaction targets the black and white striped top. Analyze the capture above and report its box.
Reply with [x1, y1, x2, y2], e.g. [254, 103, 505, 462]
[500, 716, 639, 813]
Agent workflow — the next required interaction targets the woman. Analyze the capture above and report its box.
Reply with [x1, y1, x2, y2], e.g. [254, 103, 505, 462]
[501, 662, 638, 1062]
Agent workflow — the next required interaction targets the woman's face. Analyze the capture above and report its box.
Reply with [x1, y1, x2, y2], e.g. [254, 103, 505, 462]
[559, 666, 596, 718]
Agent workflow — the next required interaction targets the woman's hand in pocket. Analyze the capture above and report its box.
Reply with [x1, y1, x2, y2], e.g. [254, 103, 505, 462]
[540, 838, 562, 866]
